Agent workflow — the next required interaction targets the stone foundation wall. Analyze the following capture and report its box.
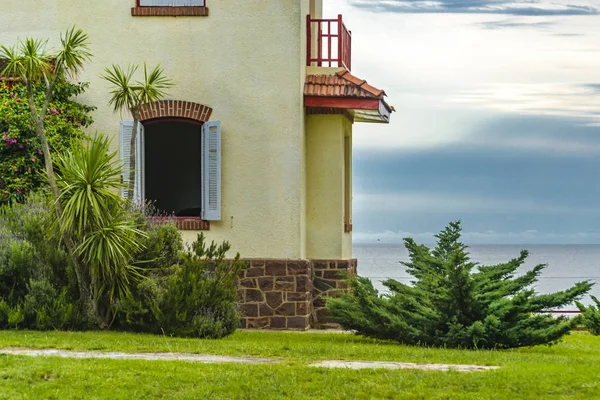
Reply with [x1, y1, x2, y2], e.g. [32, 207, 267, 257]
[311, 259, 357, 328]
[235, 258, 357, 330]
[236, 260, 312, 330]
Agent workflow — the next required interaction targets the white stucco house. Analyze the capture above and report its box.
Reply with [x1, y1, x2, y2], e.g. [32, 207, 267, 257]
[0, 0, 393, 329]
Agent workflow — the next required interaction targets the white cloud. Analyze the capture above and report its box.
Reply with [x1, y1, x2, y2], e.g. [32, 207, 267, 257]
[349, 0, 599, 16]
[450, 82, 600, 121]
[353, 228, 600, 244]
[353, 191, 590, 214]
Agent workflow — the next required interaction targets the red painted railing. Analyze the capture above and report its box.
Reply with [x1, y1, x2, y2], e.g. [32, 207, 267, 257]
[306, 14, 352, 71]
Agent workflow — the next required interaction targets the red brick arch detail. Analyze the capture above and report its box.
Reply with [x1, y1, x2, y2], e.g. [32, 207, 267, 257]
[138, 100, 213, 123]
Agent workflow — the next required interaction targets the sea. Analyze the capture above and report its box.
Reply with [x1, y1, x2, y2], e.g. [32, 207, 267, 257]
[354, 243, 600, 309]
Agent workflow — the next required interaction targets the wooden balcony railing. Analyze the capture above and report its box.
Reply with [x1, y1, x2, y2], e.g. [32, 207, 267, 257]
[306, 14, 352, 71]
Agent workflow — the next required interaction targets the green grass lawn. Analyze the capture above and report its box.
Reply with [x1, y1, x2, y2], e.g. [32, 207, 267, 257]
[0, 330, 599, 399]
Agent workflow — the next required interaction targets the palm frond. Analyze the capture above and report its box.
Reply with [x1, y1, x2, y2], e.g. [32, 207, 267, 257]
[2, 38, 52, 83]
[137, 63, 174, 105]
[79, 212, 146, 301]
[56, 26, 92, 77]
[56, 133, 147, 302]
[0, 45, 25, 79]
[56, 134, 124, 236]
[102, 64, 139, 113]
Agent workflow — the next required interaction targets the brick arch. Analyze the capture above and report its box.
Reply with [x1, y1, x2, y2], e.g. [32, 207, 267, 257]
[138, 100, 213, 123]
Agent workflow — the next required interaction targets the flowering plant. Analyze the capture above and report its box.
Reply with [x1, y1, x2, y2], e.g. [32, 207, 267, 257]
[0, 79, 95, 205]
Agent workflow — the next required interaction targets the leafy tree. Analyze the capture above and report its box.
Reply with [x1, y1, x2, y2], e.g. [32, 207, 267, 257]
[102, 64, 173, 201]
[0, 79, 94, 205]
[0, 27, 100, 325]
[328, 221, 593, 349]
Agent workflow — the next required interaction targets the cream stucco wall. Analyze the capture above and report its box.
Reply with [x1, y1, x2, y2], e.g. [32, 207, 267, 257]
[306, 114, 352, 259]
[0, 0, 312, 259]
[342, 120, 353, 258]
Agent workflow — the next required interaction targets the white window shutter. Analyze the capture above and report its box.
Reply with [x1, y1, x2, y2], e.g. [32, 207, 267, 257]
[134, 123, 145, 204]
[201, 121, 221, 221]
[119, 121, 145, 202]
[120, 121, 133, 199]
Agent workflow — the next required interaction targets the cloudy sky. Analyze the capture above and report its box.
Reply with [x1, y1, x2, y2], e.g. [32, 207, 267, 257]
[324, 0, 600, 244]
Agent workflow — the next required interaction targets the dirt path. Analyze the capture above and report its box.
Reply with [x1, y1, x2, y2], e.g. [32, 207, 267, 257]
[0, 348, 500, 372]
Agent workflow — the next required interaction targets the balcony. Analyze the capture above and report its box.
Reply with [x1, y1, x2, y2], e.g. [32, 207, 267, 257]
[306, 14, 352, 71]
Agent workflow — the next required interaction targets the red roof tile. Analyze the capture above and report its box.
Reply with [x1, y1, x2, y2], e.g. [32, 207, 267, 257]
[305, 69, 394, 116]
[304, 69, 387, 99]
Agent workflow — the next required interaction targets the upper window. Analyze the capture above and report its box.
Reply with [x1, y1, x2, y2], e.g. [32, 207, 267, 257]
[139, 0, 205, 5]
[132, 0, 208, 16]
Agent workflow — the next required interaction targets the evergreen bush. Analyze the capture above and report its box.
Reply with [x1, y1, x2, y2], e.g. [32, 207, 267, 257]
[576, 296, 600, 335]
[328, 221, 593, 349]
[117, 233, 247, 338]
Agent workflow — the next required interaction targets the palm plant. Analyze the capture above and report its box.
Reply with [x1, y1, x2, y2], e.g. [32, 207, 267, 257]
[0, 27, 100, 325]
[102, 64, 173, 201]
[56, 134, 146, 323]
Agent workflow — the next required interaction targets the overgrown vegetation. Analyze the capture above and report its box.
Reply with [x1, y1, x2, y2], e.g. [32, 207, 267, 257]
[0, 194, 82, 330]
[329, 221, 593, 349]
[55, 135, 146, 327]
[0, 79, 93, 205]
[0, 192, 246, 337]
[1, 27, 100, 325]
[576, 296, 600, 335]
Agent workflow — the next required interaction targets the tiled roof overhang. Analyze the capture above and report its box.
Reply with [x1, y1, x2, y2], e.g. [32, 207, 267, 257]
[304, 69, 394, 123]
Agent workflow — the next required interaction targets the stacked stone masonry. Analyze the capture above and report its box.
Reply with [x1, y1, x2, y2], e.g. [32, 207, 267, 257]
[311, 259, 357, 328]
[236, 259, 357, 330]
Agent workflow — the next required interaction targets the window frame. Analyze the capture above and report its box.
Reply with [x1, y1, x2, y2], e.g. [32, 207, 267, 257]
[136, 0, 206, 7]
[132, 0, 209, 17]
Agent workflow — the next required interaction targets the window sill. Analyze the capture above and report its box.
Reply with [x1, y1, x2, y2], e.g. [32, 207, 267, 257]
[131, 6, 209, 17]
[149, 216, 210, 230]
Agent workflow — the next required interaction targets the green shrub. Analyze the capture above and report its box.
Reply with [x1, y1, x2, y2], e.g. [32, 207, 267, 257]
[0, 193, 76, 293]
[0, 80, 94, 205]
[576, 296, 600, 335]
[328, 221, 593, 349]
[22, 279, 79, 330]
[118, 233, 247, 339]
[0, 192, 246, 337]
[134, 220, 183, 271]
[0, 194, 84, 330]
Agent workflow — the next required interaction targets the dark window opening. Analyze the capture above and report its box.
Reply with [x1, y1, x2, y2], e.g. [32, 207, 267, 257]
[144, 121, 202, 217]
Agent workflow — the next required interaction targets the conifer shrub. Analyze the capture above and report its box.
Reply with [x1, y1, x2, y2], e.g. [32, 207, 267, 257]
[328, 221, 593, 349]
[576, 296, 600, 335]
[116, 232, 247, 338]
